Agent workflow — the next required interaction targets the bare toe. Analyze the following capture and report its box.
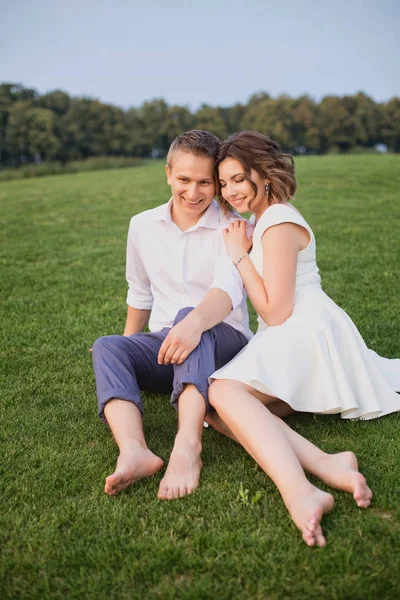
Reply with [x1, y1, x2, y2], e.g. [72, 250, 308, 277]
[352, 473, 373, 508]
[157, 483, 167, 500]
[318, 452, 373, 509]
[157, 438, 202, 501]
[105, 445, 164, 496]
[302, 530, 316, 547]
[288, 486, 333, 548]
[312, 523, 327, 548]
[178, 485, 188, 498]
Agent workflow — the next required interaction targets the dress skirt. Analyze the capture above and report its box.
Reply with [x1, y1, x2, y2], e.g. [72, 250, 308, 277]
[211, 287, 400, 420]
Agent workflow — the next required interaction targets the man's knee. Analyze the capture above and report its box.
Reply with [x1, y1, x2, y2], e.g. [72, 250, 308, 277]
[92, 334, 128, 359]
[173, 306, 195, 326]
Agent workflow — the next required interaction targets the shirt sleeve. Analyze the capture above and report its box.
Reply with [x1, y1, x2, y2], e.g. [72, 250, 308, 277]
[208, 225, 246, 310]
[125, 217, 154, 310]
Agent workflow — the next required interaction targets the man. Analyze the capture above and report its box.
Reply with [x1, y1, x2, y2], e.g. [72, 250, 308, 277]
[92, 130, 252, 500]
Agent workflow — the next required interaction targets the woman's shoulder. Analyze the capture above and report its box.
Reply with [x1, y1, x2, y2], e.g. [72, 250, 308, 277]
[254, 203, 311, 236]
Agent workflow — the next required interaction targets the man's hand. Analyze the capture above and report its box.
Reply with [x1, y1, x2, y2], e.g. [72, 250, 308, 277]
[158, 316, 203, 365]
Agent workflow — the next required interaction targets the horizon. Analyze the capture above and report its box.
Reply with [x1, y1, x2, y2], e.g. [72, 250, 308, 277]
[2, 82, 397, 112]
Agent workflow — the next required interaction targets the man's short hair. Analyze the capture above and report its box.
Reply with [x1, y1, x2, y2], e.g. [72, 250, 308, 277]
[167, 130, 220, 169]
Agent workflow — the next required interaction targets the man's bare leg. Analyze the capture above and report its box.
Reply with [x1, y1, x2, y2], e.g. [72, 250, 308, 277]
[104, 400, 164, 496]
[158, 385, 204, 500]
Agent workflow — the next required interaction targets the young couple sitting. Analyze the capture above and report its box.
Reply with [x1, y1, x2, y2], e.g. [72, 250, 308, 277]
[92, 130, 400, 547]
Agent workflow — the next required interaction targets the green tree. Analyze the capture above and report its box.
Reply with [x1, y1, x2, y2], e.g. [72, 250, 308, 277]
[162, 105, 194, 145]
[138, 99, 170, 156]
[291, 96, 320, 153]
[62, 98, 130, 159]
[381, 97, 400, 152]
[243, 94, 296, 150]
[0, 83, 38, 164]
[125, 108, 149, 157]
[341, 92, 382, 149]
[0, 84, 14, 164]
[318, 96, 357, 152]
[6, 101, 59, 162]
[220, 103, 246, 136]
[1, 81, 398, 164]
[193, 105, 228, 140]
[38, 90, 71, 162]
[38, 90, 70, 116]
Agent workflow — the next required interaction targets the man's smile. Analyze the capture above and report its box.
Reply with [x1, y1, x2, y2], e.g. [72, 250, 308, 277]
[183, 197, 203, 205]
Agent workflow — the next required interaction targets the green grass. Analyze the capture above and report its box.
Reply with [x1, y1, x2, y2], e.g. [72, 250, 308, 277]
[0, 156, 143, 181]
[1, 155, 400, 599]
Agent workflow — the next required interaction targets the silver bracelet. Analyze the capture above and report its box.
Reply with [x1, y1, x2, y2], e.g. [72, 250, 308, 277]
[233, 252, 248, 267]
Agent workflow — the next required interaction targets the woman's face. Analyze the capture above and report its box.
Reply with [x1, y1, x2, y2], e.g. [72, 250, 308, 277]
[218, 158, 268, 215]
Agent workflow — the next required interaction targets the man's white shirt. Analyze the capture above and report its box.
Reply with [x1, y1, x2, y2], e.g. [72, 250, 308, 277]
[126, 198, 253, 340]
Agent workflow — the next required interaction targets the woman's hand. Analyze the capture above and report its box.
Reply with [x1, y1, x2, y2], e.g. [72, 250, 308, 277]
[223, 220, 253, 263]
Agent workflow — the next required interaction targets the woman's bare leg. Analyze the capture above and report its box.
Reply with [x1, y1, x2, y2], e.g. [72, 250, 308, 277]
[270, 414, 372, 508]
[204, 399, 293, 441]
[252, 390, 372, 508]
[209, 380, 334, 547]
[207, 391, 372, 508]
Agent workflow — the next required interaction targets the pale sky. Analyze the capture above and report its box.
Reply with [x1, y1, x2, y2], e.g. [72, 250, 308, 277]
[1, 0, 399, 108]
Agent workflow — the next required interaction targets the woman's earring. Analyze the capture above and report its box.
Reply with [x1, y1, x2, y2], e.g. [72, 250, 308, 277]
[265, 183, 270, 196]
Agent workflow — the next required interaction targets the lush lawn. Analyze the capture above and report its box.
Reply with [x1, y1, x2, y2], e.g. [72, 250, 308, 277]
[1, 155, 400, 599]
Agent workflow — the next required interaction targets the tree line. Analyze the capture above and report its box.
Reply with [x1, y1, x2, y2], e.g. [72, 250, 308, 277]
[1, 82, 399, 167]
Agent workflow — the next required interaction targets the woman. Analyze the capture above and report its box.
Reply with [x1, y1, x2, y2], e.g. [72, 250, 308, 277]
[208, 131, 400, 547]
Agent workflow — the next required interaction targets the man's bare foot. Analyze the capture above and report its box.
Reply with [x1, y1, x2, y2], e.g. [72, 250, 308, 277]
[286, 485, 334, 548]
[157, 435, 202, 500]
[315, 451, 373, 508]
[104, 443, 164, 496]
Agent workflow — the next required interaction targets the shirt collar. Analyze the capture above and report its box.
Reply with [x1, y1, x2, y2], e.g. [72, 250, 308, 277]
[157, 198, 220, 231]
[156, 199, 174, 224]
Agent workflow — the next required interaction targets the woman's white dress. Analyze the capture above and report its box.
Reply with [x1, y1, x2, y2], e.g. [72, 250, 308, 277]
[211, 204, 400, 420]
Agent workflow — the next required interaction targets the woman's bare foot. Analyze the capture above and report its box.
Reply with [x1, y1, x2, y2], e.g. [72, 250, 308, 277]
[286, 485, 334, 547]
[157, 435, 203, 500]
[314, 451, 373, 508]
[104, 442, 164, 496]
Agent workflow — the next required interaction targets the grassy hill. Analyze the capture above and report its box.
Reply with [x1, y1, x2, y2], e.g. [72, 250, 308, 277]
[1, 155, 400, 599]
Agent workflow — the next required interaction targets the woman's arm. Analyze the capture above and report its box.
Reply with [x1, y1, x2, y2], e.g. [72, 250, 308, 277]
[223, 220, 303, 326]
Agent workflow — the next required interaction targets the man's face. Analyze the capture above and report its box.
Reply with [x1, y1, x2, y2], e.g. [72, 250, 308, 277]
[166, 151, 216, 226]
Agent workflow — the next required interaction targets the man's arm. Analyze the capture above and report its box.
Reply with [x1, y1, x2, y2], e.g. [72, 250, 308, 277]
[124, 216, 153, 335]
[157, 288, 232, 365]
[158, 228, 247, 365]
[124, 305, 151, 336]
[189, 287, 233, 331]
[158, 218, 251, 366]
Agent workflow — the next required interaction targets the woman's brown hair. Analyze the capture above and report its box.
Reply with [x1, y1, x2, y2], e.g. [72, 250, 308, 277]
[216, 131, 296, 212]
